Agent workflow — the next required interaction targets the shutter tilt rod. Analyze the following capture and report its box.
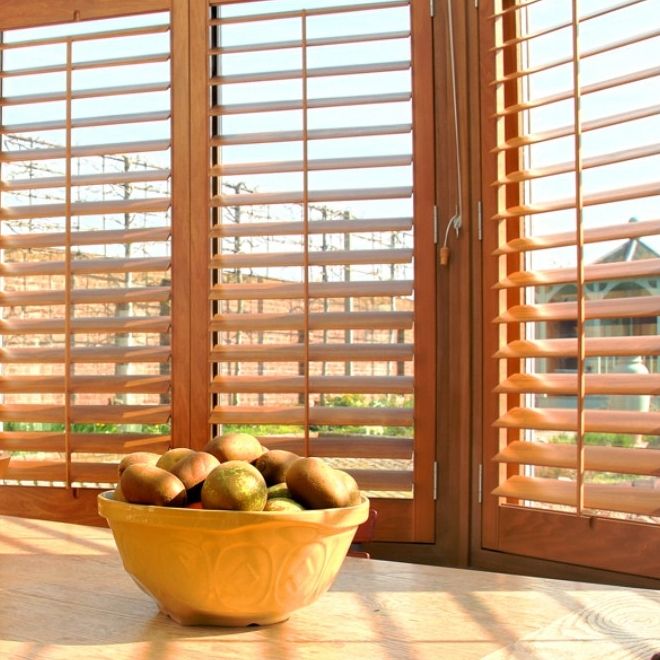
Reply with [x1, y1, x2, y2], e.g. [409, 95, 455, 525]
[440, 0, 463, 267]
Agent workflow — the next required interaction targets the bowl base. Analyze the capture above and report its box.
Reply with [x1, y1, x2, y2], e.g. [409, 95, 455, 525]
[161, 607, 290, 627]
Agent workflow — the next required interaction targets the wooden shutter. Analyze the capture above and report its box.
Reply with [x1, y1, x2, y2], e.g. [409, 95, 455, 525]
[0, 2, 174, 523]
[201, 0, 435, 541]
[481, 0, 660, 577]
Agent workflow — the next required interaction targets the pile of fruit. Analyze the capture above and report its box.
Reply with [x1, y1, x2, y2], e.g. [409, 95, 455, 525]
[115, 432, 361, 512]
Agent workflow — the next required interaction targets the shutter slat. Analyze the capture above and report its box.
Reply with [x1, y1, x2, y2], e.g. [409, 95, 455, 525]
[73, 51, 170, 72]
[494, 441, 660, 477]
[2, 110, 172, 136]
[0, 256, 170, 277]
[0, 346, 170, 364]
[495, 407, 660, 435]
[496, 257, 660, 289]
[493, 475, 660, 517]
[495, 336, 660, 359]
[1, 52, 170, 78]
[495, 217, 660, 255]
[261, 434, 412, 459]
[0, 198, 170, 220]
[214, 91, 412, 116]
[215, 186, 412, 207]
[496, 372, 660, 396]
[1, 82, 170, 107]
[212, 216, 412, 238]
[214, 154, 412, 176]
[211, 343, 414, 362]
[498, 182, 659, 219]
[495, 149, 660, 189]
[212, 61, 410, 85]
[211, 279, 414, 300]
[496, 295, 660, 323]
[71, 463, 121, 484]
[4, 461, 70, 483]
[493, 0, 648, 51]
[0, 315, 170, 335]
[0, 375, 170, 394]
[212, 248, 412, 269]
[4, 461, 118, 484]
[209, 0, 410, 24]
[215, 123, 412, 146]
[72, 405, 170, 425]
[493, 103, 660, 153]
[72, 433, 170, 454]
[0, 404, 170, 424]
[211, 310, 413, 332]
[0, 226, 170, 249]
[494, 28, 660, 87]
[497, 66, 660, 117]
[489, 0, 547, 20]
[0, 139, 170, 163]
[0, 431, 170, 454]
[213, 30, 410, 55]
[0, 23, 169, 49]
[346, 468, 413, 492]
[210, 405, 413, 426]
[211, 374, 414, 394]
[2, 167, 170, 191]
[0, 286, 170, 307]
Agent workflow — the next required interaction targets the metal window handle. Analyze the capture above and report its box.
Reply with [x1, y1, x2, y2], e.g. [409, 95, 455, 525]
[440, 211, 461, 266]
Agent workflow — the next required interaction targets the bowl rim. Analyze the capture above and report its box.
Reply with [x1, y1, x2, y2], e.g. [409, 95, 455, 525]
[98, 490, 370, 530]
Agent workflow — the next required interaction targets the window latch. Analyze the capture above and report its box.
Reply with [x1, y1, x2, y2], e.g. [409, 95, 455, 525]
[440, 210, 461, 266]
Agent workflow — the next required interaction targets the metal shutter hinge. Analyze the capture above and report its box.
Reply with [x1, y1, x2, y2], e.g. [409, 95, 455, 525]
[433, 461, 439, 500]
[430, 0, 435, 18]
[477, 200, 483, 241]
[433, 205, 438, 244]
[478, 463, 483, 503]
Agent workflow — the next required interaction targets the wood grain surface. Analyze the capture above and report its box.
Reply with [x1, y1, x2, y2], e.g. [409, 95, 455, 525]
[0, 515, 658, 659]
[0, 455, 9, 479]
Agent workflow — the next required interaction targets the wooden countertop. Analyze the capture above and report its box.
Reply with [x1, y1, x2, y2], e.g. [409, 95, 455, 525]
[0, 514, 658, 659]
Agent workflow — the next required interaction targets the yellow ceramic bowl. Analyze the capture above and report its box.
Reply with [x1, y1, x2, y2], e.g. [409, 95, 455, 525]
[98, 491, 369, 627]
